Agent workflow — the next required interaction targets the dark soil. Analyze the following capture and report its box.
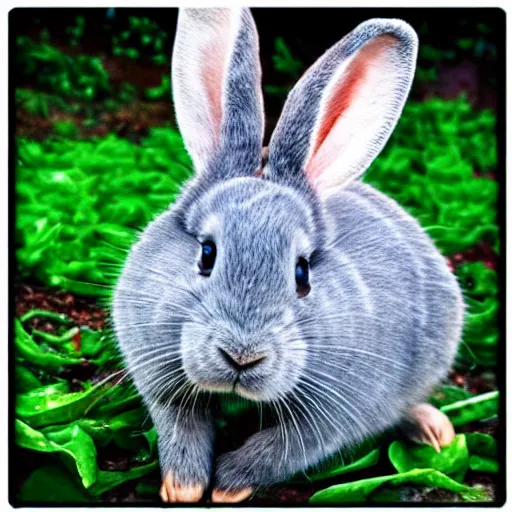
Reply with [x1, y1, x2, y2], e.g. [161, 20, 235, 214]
[16, 282, 107, 331]
[448, 368, 498, 395]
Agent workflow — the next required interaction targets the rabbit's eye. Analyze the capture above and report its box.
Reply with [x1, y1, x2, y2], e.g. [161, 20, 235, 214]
[199, 241, 216, 276]
[296, 257, 310, 298]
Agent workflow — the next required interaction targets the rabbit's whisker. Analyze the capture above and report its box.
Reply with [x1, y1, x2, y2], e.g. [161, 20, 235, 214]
[299, 375, 372, 437]
[279, 396, 308, 469]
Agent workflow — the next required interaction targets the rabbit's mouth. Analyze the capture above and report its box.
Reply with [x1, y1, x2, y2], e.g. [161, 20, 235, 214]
[194, 379, 266, 401]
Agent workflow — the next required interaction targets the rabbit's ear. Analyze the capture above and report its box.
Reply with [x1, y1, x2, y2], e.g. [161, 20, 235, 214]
[172, 8, 264, 177]
[266, 19, 418, 197]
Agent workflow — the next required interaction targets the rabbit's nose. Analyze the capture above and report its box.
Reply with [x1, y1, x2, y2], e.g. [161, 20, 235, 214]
[218, 348, 266, 371]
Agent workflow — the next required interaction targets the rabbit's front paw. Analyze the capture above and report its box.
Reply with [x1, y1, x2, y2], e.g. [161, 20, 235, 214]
[160, 472, 204, 503]
[212, 451, 254, 503]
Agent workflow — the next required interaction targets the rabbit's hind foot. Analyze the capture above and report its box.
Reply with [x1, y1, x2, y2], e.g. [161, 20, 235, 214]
[160, 472, 204, 503]
[403, 403, 455, 453]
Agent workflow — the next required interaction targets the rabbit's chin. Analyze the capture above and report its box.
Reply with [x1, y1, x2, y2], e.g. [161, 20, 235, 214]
[234, 384, 266, 401]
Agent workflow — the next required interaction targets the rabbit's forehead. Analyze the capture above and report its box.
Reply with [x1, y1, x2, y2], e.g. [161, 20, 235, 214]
[188, 177, 317, 239]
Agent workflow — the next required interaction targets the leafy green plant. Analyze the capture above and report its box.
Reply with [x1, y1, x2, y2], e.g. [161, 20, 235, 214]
[389, 435, 469, 481]
[264, 37, 304, 99]
[309, 468, 488, 504]
[112, 16, 167, 65]
[66, 16, 86, 48]
[52, 120, 79, 138]
[309, 430, 498, 504]
[16, 89, 78, 118]
[16, 128, 192, 296]
[16, 37, 111, 102]
[145, 74, 170, 101]
[14, 309, 158, 502]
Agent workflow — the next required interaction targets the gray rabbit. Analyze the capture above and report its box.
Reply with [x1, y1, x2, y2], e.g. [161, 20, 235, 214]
[112, 7, 464, 504]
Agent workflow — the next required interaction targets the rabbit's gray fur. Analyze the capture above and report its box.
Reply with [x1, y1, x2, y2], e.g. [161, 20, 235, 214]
[113, 8, 464, 493]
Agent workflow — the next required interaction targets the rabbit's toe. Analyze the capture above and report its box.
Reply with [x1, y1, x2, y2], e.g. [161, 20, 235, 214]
[211, 488, 253, 503]
[212, 451, 254, 502]
[160, 472, 204, 503]
[406, 403, 455, 452]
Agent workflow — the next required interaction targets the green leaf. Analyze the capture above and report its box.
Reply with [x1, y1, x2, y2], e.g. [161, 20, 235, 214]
[440, 391, 499, 426]
[145, 75, 170, 100]
[292, 441, 380, 483]
[17, 465, 92, 503]
[308, 449, 380, 482]
[15, 420, 98, 488]
[16, 380, 114, 428]
[79, 328, 106, 358]
[429, 385, 474, 408]
[389, 434, 469, 482]
[309, 468, 487, 504]
[466, 432, 498, 473]
[109, 408, 148, 452]
[88, 461, 159, 496]
[15, 366, 42, 392]
[469, 455, 498, 473]
[14, 319, 83, 369]
[143, 427, 158, 458]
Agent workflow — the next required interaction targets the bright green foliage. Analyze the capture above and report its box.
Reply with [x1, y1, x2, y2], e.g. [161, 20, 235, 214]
[293, 443, 381, 483]
[15, 313, 157, 500]
[389, 435, 469, 482]
[310, 432, 498, 503]
[364, 96, 497, 255]
[429, 385, 474, 408]
[16, 37, 111, 101]
[18, 465, 91, 503]
[264, 37, 304, 99]
[16, 128, 192, 295]
[16, 89, 78, 118]
[112, 16, 168, 65]
[17, 420, 98, 488]
[271, 37, 304, 78]
[440, 391, 499, 426]
[309, 468, 488, 503]
[466, 432, 499, 473]
[53, 120, 79, 138]
[456, 263, 499, 367]
[145, 75, 171, 100]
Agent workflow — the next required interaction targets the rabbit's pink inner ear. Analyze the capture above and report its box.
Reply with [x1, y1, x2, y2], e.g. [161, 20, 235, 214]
[306, 65, 365, 181]
[305, 35, 401, 192]
[172, 9, 241, 174]
[200, 36, 229, 148]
